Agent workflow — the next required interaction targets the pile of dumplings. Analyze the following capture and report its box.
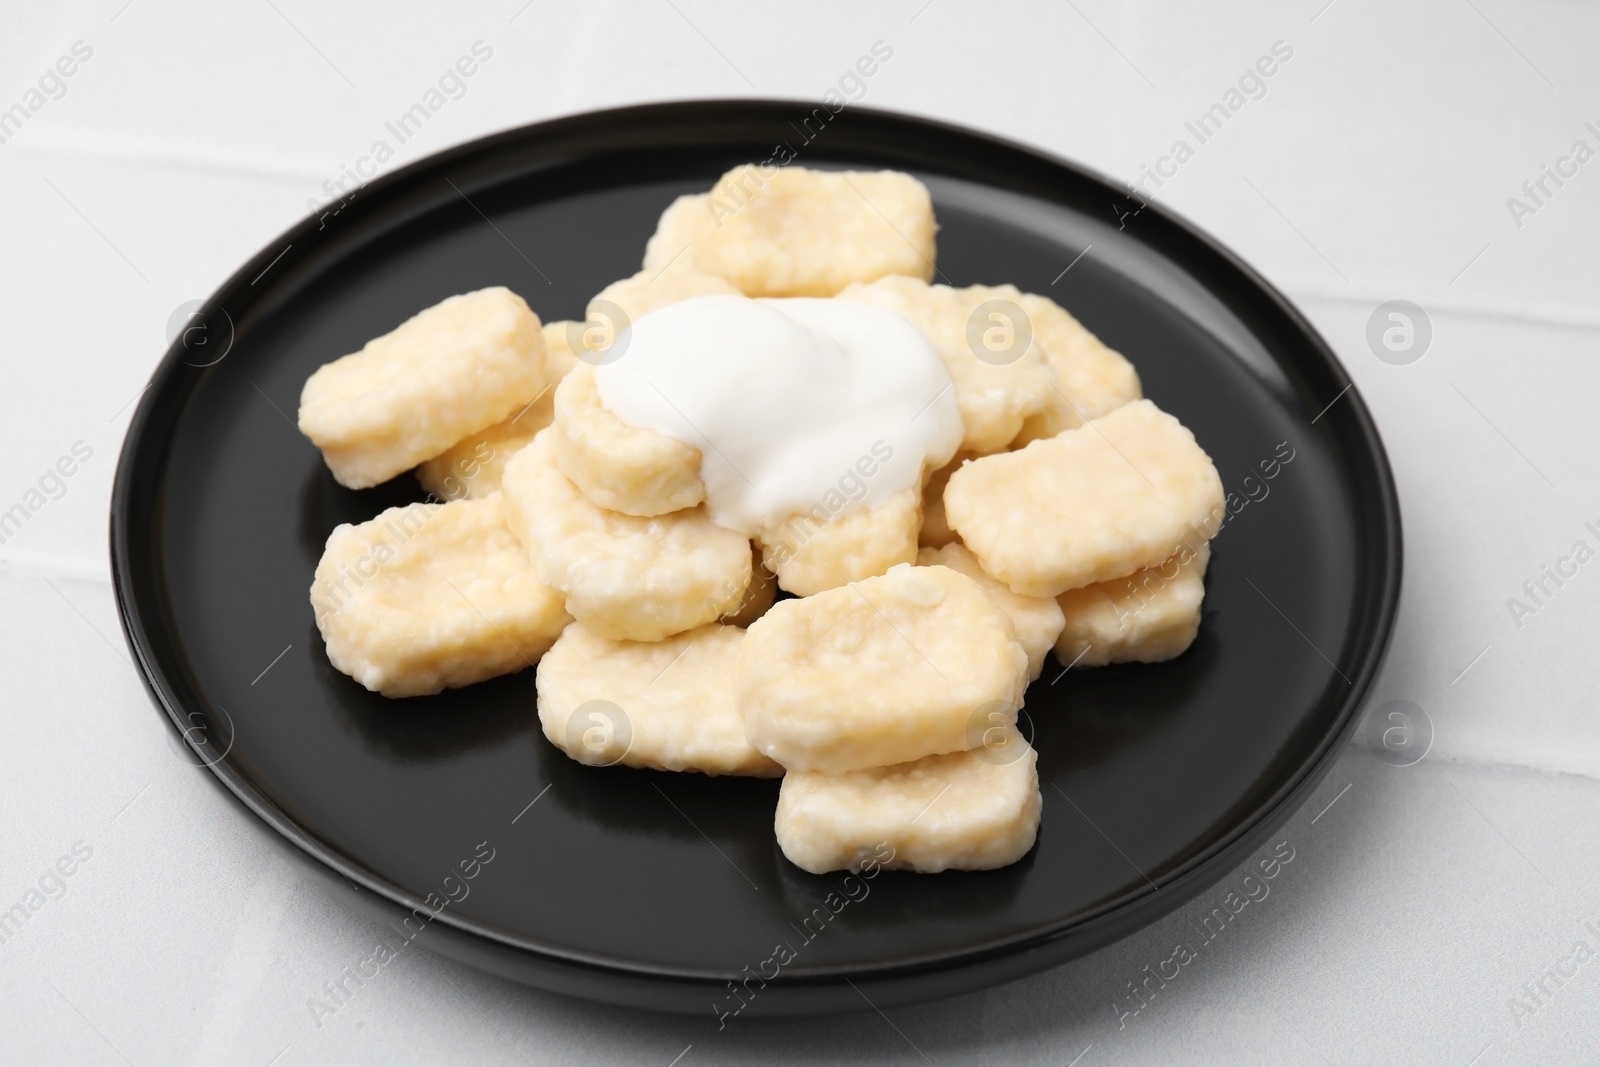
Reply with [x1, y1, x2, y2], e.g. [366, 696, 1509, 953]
[300, 165, 1226, 875]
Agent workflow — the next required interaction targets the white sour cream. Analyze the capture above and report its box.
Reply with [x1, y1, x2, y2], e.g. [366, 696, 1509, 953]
[594, 295, 962, 535]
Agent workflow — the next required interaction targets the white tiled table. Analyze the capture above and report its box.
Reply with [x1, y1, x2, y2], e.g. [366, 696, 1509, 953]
[3, 2, 1599, 1063]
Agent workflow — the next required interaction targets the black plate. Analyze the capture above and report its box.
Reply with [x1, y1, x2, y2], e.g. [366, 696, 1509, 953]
[111, 101, 1400, 1017]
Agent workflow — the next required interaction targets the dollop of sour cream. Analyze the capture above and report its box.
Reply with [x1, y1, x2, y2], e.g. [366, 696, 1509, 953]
[594, 295, 962, 535]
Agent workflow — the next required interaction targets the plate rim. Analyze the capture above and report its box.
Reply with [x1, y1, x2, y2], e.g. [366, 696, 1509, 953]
[110, 98, 1403, 1013]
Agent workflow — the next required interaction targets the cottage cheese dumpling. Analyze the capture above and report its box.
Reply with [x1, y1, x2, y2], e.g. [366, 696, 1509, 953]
[691, 546, 775, 629]
[919, 543, 1064, 682]
[501, 432, 751, 642]
[736, 564, 1028, 773]
[1056, 543, 1210, 668]
[839, 277, 1057, 454]
[415, 390, 551, 501]
[720, 548, 777, 628]
[537, 623, 781, 776]
[310, 496, 569, 697]
[586, 264, 739, 345]
[759, 488, 920, 596]
[945, 399, 1225, 597]
[298, 287, 545, 488]
[688, 166, 936, 296]
[551, 364, 705, 517]
[918, 451, 975, 548]
[775, 738, 1042, 874]
[1011, 294, 1142, 445]
[642, 193, 707, 272]
[541, 320, 584, 380]
[416, 319, 585, 500]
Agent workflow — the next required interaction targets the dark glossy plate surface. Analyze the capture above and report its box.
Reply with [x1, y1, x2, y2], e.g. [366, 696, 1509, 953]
[111, 101, 1400, 1016]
